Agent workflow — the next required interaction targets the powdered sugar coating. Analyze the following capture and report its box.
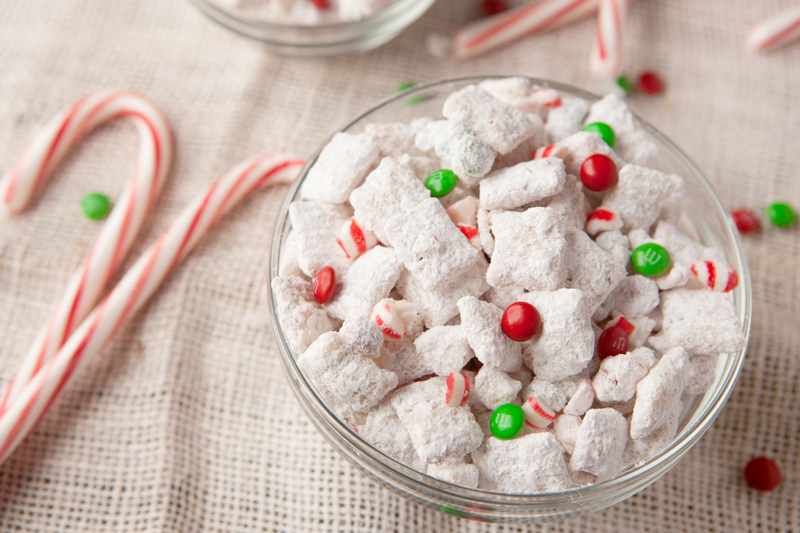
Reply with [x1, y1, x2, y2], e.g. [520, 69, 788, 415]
[414, 325, 474, 376]
[301, 132, 379, 203]
[474, 366, 523, 410]
[563, 226, 627, 314]
[426, 461, 480, 488]
[479, 158, 566, 210]
[339, 315, 383, 356]
[288, 200, 353, 278]
[458, 296, 522, 372]
[630, 346, 689, 439]
[601, 164, 681, 232]
[415, 120, 495, 186]
[570, 408, 628, 479]
[593, 347, 658, 403]
[362, 399, 427, 472]
[324, 246, 403, 320]
[584, 93, 658, 165]
[556, 131, 626, 177]
[545, 96, 589, 144]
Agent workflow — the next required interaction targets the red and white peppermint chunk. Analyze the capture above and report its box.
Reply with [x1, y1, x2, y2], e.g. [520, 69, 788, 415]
[446, 196, 479, 227]
[690, 261, 738, 292]
[370, 298, 417, 339]
[585, 208, 623, 235]
[531, 145, 569, 160]
[458, 224, 481, 250]
[336, 217, 378, 260]
[445, 371, 471, 408]
[606, 315, 635, 336]
[532, 88, 562, 108]
[522, 395, 557, 429]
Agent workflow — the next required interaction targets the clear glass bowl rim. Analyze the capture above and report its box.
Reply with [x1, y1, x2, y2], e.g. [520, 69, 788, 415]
[267, 76, 752, 517]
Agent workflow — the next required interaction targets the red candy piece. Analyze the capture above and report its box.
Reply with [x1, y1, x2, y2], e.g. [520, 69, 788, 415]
[481, 0, 508, 17]
[445, 372, 470, 408]
[313, 266, 336, 304]
[580, 154, 618, 192]
[744, 457, 781, 491]
[597, 326, 629, 360]
[639, 71, 664, 95]
[309, 0, 329, 8]
[501, 302, 541, 342]
[731, 208, 760, 234]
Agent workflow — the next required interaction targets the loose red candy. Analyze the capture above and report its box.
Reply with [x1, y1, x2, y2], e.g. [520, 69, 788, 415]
[580, 154, 618, 192]
[597, 326, 629, 360]
[744, 457, 781, 491]
[309, 0, 329, 8]
[731, 208, 760, 234]
[313, 266, 336, 304]
[501, 302, 541, 342]
[481, 0, 508, 16]
[639, 71, 664, 95]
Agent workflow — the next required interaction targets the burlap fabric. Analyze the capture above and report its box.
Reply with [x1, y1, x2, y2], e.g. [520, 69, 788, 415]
[0, 0, 798, 530]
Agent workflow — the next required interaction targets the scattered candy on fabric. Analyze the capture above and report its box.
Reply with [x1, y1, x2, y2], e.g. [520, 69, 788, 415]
[744, 457, 781, 491]
[590, 0, 630, 79]
[746, 6, 800, 51]
[765, 201, 797, 228]
[731, 208, 760, 234]
[80, 192, 112, 220]
[638, 71, 664, 94]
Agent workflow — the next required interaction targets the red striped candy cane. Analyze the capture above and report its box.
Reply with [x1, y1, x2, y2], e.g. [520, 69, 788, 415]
[0, 153, 304, 463]
[453, 0, 600, 58]
[590, 0, 630, 78]
[0, 91, 172, 414]
[747, 6, 800, 51]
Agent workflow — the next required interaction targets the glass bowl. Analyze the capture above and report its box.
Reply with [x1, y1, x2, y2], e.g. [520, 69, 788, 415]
[188, 0, 436, 56]
[267, 77, 752, 522]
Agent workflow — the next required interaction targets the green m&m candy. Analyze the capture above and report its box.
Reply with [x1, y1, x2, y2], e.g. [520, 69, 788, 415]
[582, 122, 615, 148]
[80, 192, 112, 220]
[424, 169, 458, 198]
[631, 243, 671, 277]
[616, 75, 633, 95]
[489, 403, 525, 440]
[765, 202, 797, 228]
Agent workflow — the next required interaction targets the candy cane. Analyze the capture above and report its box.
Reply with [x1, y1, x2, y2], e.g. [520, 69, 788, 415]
[0, 91, 172, 414]
[0, 153, 304, 463]
[747, 6, 800, 51]
[453, 0, 600, 58]
[590, 0, 629, 78]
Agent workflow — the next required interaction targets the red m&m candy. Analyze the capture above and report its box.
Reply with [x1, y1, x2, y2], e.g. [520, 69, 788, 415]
[731, 208, 760, 234]
[580, 154, 618, 192]
[481, 0, 508, 16]
[597, 325, 629, 360]
[313, 266, 336, 304]
[638, 71, 664, 95]
[501, 302, 541, 342]
[744, 457, 781, 491]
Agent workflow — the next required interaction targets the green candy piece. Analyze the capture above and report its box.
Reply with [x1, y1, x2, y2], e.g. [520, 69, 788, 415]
[80, 192, 112, 220]
[424, 169, 458, 198]
[616, 75, 632, 95]
[396, 81, 416, 92]
[765, 202, 797, 228]
[441, 506, 464, 518]
[489, 403, 525, 440]
[583, 122, 616, 148]
[631, 243, 671, 277]
[403, 96, 427, 107]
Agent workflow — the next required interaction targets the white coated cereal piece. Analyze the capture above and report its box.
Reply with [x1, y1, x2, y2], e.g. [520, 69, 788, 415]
[539, 173, 591, 230]
[300, 132, 380, 204]
[570, 408, 628, 479]
[461, 369, 485, 412]
[289, 200, 353, 278]
[336, 217, 379, 260]
[595, 229, 631, 266]
[552, 370, 592, 399]
[324, 246, 404, 321]
[612, 275, 660, 318]
[395, 256, 490, 328]
[395, 153, 444, 183]
[553, 414, 582, 454]
[377, 337, 433, 387]
[298, 332, 398, 412]
[492, 129, 540, 171]
[472, 432, 571, 493]
[656, 174, 687, 226]
[487, 207, 568, 291]
[520, 289, 595, 381]
[584, 93, 658, 165]
[272, 275, 334, 354]
[556, 131, 626, 177]
[271, 275, 313, 315]
[545, 96, 590, 144]
[371, 298, 419, 339]
[362, 399, 427, 472]
[426, 461, 480, 488]
[647, 288, 745, 356]
[600, 164, 679, 232]
[630, 346, 689, 439]
[443, 84, 536, 155]
[508, 367, 533, 390]
[384, 198, 481, 290]
[479, 158, 567, 210]
[390, 377, 484, 463]
[482, 285, 526, 311]
[593, 347, 658, 403]
[563, 379, 595, 417]
[523, 378, 567, 412]
[563, 226, 627, 314]
[653, 221, 727, 266]
[446, 195, 479, 226]
[339, 315, 383, 356]
[478, 77, 545, 115]
[364, 122, 425, 158]
[623, 397, 681, 465]
[349, 157, 431, 241]
[474, 366, 523, 410]
[458, 296, 523, 373]
[414, 325, 474, 377]
[278, 230, 304, 278]
[415, 120, 495, 186]
[684, 353, 718, 395]
[476, 207, 495, 256]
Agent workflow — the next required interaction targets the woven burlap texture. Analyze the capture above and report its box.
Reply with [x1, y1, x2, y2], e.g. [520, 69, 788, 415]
[0, 0, 798, 531]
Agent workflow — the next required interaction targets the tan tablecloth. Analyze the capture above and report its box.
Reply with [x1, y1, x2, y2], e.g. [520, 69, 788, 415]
[0, 0, 798, 531]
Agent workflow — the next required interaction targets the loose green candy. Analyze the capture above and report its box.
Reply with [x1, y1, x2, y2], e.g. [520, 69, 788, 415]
[424, 169, 458, 198]
[396, 82, 416, 92]
[616, 75, 633, 95]
[403, 96, 427, 107]
[765, 202, 797, 228]
[631, 243, 671, 277]
[583, 122, 616, 148]
[80, 192, 112, 220]
[489, 403, 525, 440]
